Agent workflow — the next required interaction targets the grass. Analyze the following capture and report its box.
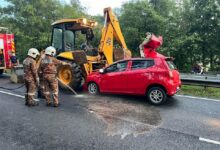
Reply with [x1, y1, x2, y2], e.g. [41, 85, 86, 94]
[179, 85, 220, 100]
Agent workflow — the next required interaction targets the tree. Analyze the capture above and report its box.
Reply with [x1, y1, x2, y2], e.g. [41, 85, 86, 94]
[0, 0, 85, 60]
[119, 0, 165, 56]
[192, 0, 220, 70]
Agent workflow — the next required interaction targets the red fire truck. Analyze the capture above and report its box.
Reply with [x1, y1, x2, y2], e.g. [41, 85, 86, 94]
[0, 27, 16, 75]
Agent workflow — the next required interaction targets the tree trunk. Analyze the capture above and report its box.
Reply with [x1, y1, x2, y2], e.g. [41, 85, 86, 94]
[210, 51, 214, 70]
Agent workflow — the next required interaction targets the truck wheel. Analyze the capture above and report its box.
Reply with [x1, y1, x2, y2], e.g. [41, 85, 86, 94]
[57, 62, 83, 90]
[147, 87, 167, 105]
[88, 82, 99, 95]
[0, 69, 4, 75]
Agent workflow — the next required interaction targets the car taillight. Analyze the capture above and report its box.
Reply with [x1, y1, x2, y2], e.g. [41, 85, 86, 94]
[169, 70, 173, 78]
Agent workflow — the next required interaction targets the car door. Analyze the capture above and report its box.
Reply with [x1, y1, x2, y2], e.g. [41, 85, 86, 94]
[100, 61, 128, 93]
[125, 59, 155, 95]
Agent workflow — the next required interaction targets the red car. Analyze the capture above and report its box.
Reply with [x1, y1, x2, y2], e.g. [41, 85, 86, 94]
[85, 57, 181, 105]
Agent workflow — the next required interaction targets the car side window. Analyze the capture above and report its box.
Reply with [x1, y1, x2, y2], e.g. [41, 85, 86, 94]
[131, 60, 154, 70]
[106, 64, 117, 73]
[117, 61, 128, 72]
[106, 61, 128, 73]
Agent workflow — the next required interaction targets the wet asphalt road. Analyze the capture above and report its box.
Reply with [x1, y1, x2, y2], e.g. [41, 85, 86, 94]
[0, 75, 220, 150]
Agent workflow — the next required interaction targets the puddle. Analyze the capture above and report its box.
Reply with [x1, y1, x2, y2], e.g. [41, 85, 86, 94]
[87, 96, 161, 139]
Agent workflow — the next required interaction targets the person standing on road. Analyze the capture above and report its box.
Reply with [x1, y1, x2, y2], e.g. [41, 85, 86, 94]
[10, 50, 18, 67]
[23, 48, 40, 106]
[39, 46, 67, 107]
[36, 48, 46, 99]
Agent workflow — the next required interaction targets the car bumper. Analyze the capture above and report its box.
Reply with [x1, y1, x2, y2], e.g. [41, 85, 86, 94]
[167, 82, 181, 96]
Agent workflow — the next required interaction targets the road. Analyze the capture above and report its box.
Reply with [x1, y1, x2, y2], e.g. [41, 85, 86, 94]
[0, 75, 220, 150]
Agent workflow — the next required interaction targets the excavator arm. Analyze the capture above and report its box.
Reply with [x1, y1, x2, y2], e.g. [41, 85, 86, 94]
[98, 7, 132, 65]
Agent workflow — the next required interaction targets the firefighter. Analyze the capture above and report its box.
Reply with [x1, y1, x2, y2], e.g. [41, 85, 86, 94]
[23, 48, 40, 106]
[39, 46, 67, 107]
[37, 49, 46, 99]
[139, 32, 152, 57]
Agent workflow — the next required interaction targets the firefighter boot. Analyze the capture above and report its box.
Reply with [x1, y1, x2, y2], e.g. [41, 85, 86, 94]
[25, 94, 29, 106]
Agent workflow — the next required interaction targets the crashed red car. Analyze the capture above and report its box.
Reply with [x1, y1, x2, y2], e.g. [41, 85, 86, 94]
[85, 57, 181, 105]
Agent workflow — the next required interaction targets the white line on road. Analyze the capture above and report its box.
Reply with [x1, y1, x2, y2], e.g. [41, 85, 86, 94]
[199, 137, 220, 145]
[176, 95, 220, 102]
[0, 90, 39, 101]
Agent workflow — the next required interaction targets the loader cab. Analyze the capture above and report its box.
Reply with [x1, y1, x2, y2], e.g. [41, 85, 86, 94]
[51, 18, 97, 55]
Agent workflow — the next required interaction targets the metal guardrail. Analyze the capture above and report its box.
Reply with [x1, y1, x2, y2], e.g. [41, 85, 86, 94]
[180, 73, 220, 88]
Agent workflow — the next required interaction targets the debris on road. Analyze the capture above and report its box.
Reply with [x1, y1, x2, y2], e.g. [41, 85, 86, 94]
[87, 96, 161, 139]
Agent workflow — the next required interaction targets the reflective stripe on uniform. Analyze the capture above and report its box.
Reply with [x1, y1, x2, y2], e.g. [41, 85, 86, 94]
[27, 92, 35, 96]
[43, 92, 50, 95]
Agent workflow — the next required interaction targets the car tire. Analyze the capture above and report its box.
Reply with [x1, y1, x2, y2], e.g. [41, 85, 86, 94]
[88, 82, 99, 95]
[147, 87, 167, 105]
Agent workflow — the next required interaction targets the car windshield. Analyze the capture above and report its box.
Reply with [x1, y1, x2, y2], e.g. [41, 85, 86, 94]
[52, 27, 76, 52]
[52, 27, 63, 52]
[166, 60, 177, 70]
[64, 30, 74, 51]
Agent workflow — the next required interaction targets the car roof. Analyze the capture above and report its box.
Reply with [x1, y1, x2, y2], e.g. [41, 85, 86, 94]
[115, 57, 154, 63]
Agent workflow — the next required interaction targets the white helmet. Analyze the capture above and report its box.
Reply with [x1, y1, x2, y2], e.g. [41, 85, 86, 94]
[27, 48, 39, 58]
[45, 46, 56, 56]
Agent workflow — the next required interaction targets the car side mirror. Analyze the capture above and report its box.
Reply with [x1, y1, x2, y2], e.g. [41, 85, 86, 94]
[99, 68, 105, 74]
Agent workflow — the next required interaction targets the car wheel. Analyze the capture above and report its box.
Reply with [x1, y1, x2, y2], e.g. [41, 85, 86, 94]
[147, 87, 167, 105]
[88, 82, 99, 95]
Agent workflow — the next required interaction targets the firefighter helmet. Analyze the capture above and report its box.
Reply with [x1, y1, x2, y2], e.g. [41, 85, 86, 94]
[45, 46, 56, 56]
[27, 48, 39, 58]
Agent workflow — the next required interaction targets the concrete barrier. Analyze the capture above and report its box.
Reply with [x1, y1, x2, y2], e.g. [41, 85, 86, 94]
[10, 65, 24, 83]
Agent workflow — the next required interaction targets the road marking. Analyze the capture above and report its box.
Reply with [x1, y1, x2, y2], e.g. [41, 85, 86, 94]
[0, 90, 39, 101]
[199, 137, 220, 145]
[176, 95, 220, 102]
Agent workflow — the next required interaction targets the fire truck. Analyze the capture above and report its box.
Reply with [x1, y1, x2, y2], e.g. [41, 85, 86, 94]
[0, 27, 16, 75]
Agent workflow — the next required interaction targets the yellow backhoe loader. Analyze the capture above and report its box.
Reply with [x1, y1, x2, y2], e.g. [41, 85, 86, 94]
[51, 7, 131, 89]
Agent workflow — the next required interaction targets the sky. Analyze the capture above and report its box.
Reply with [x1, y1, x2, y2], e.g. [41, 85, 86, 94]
[65, 0, 129, 15]
[0, 0, 8, 6]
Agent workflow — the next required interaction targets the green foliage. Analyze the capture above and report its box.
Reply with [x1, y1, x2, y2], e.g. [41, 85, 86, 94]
[179, 85, 220, 99]
[89, 15, 103, 47]
[118, 0, 220, 72]
[0, 0, 85, 60]
[0, 0, 219, 72]
[119, 0, 165, 56]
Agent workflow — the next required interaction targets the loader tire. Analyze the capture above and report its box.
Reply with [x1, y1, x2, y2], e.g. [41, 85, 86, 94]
[57, 62, 83, 90]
